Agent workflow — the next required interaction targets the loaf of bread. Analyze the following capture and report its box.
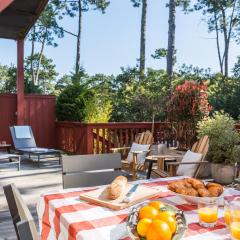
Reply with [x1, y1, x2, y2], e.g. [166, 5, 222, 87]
[107, 176, 128, 200]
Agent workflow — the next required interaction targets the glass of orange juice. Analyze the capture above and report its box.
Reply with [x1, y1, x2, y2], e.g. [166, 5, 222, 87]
[198, 202, 218, 228]
[229, 198, 240, 240]
[224, 200, 230, 227]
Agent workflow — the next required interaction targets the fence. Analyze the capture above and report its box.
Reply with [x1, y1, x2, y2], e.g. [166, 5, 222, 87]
[0, 93, 56, 148]
[56, 122, 177, 156]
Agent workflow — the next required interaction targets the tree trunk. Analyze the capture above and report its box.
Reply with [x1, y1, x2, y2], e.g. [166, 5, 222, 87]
[75, 0, 82, 75]
[214, 13, 223, 74]
[151, 112, 155, 136]
[221, 8, 229, 77]
[139, 0, 147, 79]
[167, 0, 176, 79]
[35, 27, 47, 85]
[31, 25, 36, 85]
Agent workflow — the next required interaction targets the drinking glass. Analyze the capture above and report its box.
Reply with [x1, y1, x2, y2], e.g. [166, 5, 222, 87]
[198, 202, 218, 228]
[229, 198, 240, 240]
[224, 200, 230, 227]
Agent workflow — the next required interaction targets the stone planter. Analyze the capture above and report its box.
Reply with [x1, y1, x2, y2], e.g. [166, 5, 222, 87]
[211, 163, 236, 185]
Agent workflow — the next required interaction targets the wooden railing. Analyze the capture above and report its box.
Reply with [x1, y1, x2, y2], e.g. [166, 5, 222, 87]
[56, 122, 240, 155]
[56, 122, 176, 155]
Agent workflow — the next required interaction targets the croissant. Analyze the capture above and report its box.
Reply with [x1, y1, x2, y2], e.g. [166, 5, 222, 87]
[208, 187, 223, 197]
[183, 179, 193, 188]
[176, 187, 198, 197]
[184, 188, 199, 197]
[168, 180, 186, 191]
[186, 178, 205, 189]
[207, 183, 223, 197]
[206, 183, 223, 190]
[198, 188, 211, 197]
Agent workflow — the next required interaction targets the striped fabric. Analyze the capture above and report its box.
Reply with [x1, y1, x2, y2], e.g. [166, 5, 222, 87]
[37, 177, 240, 240]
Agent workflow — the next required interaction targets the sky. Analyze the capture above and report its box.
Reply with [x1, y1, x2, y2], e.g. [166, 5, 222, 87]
[0, 0, 239, 77]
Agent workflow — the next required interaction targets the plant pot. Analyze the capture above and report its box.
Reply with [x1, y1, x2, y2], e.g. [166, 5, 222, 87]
[210, 163, 236, 185]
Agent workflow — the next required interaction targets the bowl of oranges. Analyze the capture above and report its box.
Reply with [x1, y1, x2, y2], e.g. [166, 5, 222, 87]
[126, 201, 187, 240]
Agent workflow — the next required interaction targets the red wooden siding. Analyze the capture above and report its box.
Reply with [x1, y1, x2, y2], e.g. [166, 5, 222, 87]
[0, 94, 17, 143]
[0, 93, 56, 148]
[24, 95, 56, 148]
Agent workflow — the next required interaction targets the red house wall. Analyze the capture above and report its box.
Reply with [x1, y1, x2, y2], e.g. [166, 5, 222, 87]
[0, 93, 56, 148]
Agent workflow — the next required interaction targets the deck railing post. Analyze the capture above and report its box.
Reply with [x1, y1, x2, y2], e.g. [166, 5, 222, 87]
[85, 125, 94, 154]
[17, 39, 25, 125]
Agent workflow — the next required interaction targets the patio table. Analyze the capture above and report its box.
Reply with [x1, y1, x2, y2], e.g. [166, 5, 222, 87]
[37, 176, 240, 240]
[145, 153, 184, 179]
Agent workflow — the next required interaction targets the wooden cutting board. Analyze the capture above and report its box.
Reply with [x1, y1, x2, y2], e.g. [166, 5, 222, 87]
[79, 184, 163, 210]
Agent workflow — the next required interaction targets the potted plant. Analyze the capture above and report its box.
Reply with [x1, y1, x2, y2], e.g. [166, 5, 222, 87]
[197, 111, 240, 184]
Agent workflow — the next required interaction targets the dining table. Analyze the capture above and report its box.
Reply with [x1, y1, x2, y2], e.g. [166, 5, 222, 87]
[37, 176, 240, 240]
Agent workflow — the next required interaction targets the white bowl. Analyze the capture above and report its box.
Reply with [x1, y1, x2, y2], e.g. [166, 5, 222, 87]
[171, 190, 224, 205]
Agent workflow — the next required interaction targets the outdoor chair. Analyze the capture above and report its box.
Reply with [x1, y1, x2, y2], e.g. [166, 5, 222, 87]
[111, 130, 154, 180]
[151, 135, 209, 178]
[10, 126, 61, 168]
[62, 153, 124, 189]
[3, 184, 38, 240]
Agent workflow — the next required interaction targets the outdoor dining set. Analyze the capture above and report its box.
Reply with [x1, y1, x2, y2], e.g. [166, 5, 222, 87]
[2, 128, 240, 240]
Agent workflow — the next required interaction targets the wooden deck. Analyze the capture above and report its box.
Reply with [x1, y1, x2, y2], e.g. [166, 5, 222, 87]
[0, 157, 62, 240]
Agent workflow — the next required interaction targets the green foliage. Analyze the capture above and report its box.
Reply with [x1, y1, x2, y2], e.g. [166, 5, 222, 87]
[54, 75, 72, 94]
[56, 80, 91, 121]
[84, 74, 113, 123]
[0, 64, 16, 93]
[25, 54, 58, 94]
[197, 111, 240, 164]
[28, 0, 66, 48]
[111, 68, 170, 122]
[208, 73, 240, 119]
[151, 48, 168, 60]
[0, 54, 57, 94]
[56, 73, 113, 122]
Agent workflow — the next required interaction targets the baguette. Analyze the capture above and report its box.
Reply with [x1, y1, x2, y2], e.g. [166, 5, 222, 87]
[107, 176, 128, 200]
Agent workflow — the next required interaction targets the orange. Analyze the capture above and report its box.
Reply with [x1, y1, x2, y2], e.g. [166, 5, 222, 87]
[137, 218, 152, 237]
[156, 214, 176, 234]
[139, 206, 158, 220]
[157, 209, 175, 218]
[146, 219, 172, 240]
[148, 201, 165, 210]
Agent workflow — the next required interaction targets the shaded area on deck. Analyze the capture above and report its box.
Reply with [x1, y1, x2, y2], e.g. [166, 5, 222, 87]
[0, 158, 62, 239]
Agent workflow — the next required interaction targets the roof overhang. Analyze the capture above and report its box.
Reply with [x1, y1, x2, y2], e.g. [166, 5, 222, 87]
[0, 0, 14, 13]
[0, 0, 48, 40]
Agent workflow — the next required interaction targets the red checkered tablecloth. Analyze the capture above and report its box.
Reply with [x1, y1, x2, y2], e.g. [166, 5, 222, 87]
[37, 177, 240, 240]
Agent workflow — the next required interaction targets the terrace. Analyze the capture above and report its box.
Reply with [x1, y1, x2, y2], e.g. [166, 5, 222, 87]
[1, 1, 240, 240]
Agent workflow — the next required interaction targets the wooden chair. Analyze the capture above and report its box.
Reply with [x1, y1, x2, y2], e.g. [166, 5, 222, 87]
[62, 153, 124, 189]
[3, 184, 39, 240]
[111, 131, 154, 180]
[152, 135, 209, 178]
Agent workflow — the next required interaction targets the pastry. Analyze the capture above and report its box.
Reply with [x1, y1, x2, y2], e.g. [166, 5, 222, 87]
[167, 178, 224, 198]
[107, 176, 127, 200]
[178, 188, 199, 197]
[207, 183, 223, 197]
[198, 188, 211, 197]
[168, 180, 186, 191]
[186, 178, 205, 189]
[208, 186, 223, 197]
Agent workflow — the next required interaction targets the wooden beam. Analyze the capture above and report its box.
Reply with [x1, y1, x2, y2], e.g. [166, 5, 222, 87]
[0, 0, 14, 13]
[17, 39, 25, 125]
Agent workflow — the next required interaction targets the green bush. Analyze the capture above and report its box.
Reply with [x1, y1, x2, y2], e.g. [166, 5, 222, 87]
[197, 111, 240, 164]
[56, 82, 91, 121]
